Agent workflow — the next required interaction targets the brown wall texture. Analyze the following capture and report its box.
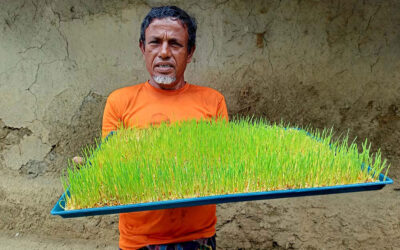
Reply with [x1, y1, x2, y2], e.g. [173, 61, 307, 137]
[0, 0, 399, 249]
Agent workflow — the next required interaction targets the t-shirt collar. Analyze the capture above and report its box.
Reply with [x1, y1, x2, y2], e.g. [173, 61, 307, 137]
[144, 81, 190, 95]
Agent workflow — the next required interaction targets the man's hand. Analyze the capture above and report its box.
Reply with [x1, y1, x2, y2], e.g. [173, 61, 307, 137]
[72, 156, 85, 166]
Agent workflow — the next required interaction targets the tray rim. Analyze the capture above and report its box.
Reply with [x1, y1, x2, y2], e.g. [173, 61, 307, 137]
[51, 173, 393, 218]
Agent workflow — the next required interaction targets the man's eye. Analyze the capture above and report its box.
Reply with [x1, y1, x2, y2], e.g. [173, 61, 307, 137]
[149, 40, 159, 44]
[171, 42, 182, 47]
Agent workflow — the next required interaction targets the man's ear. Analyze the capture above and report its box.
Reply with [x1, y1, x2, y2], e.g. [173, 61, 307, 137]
[139, 41, 145, 54]
[186, 45, 196, 63]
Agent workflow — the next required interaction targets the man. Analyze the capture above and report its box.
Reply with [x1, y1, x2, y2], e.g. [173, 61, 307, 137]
[101, 6, 228, 250]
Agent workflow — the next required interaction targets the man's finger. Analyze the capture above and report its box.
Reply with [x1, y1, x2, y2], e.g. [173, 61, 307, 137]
[72, 156, 84, 165]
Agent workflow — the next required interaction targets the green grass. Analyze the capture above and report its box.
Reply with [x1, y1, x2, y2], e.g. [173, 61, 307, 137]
[61, 118, 390, 210]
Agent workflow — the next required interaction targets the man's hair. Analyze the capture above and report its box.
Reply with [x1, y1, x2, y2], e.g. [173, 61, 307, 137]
[140, 6, 197, 53]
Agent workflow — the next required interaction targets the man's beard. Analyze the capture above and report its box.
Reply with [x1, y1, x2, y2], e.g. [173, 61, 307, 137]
[153, 75, 176, 85]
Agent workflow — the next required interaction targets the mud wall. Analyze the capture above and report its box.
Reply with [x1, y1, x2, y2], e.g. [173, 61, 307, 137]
[0, 0, 399, 249]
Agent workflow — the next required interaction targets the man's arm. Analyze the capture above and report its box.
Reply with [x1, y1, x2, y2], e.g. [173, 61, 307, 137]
[217, 96, 229, 121]
[102, 94, 123, 138]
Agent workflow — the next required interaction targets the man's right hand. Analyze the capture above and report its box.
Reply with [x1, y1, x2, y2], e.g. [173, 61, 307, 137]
[72, 156, 84, 165]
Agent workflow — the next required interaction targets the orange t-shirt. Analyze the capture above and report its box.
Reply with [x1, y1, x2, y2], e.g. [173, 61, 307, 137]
[101, 81, 229, 250]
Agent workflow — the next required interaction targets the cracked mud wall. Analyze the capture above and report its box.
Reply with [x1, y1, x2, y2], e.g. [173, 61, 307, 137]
[0, 0, 399, 249]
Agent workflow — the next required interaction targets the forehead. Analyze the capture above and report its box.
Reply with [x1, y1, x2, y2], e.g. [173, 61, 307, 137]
[145, 18, 188, 40]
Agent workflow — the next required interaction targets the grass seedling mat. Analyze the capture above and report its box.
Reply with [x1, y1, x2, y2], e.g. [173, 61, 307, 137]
[52, 119, 392, 218]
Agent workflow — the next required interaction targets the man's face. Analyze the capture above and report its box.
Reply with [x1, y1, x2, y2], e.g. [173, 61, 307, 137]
[140, 17, 195, 90]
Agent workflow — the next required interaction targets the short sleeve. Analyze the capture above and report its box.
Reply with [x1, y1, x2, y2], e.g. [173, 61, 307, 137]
[216, 96, 229, 121]
[102, 94, 122, 138]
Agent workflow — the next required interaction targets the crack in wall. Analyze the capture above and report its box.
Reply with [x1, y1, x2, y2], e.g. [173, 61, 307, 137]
[26, 63, 40, 92]
[55, 18, 78, 67]
[215, 0, 229, 9]
[344, 2, 357, 27]
[25, 88, 38, 120]
[18, 42, 46, 55]
[23, 59, 66, 120]
[370, 56, 380, 72]
[365, 5, 381, 31]
[265, 41, 274, 73]
[45, 0, 78, 67]
[3, 0, 26, 29]
[30, 0, 39, 20]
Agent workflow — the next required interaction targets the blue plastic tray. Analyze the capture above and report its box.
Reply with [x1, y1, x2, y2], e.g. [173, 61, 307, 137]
[51, 173, 392, 218]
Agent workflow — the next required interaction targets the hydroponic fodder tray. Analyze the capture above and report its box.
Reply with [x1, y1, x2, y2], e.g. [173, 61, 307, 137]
[52, 120, 392, 217]
[51, 173, 392, 218]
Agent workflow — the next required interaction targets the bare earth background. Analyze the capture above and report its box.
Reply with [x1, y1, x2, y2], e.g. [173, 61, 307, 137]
[0, 0, 399, 249]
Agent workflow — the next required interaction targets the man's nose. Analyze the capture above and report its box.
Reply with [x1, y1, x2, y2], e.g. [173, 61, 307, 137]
[159, 41, 171, 59]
